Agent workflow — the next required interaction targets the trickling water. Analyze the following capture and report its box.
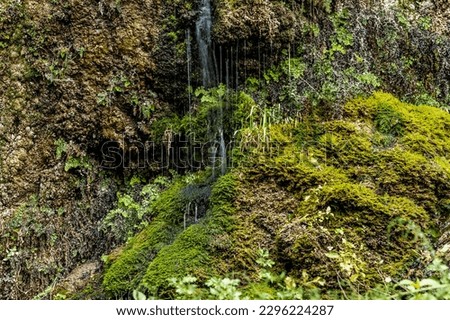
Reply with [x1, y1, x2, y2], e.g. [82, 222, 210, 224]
[210, 137, 217, 178]
[195, 0, 227, 177]
[244, 40, 247, 88]
[184, 202, 190, 230]
[219, 129, 226, 176]
[196, 0, 216, 88]
[225, 51, 229, 91]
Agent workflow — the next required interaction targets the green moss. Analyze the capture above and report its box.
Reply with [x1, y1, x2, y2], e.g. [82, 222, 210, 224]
[102, 220, 180, 297]
[250, 158, 349, 195]
[314, 129, 375, 166]
[141, 174, 237, 295]
[209, 174, 237, 212]
[226, 92, 450, 291]
[268, 124, 294, 146]
[149, 115, 181, 143]
[142, 224, 211, 296]
[276, 182, 429, 287]
[151, 180, 186, 225]
[371, 149, 449, 211]
[104, 92, 450, 297]
[436, 157, 450, 177]
[103, 173, 238, 297]
[374, 103, 405, 137]
[345, 92, 450, 158]
[294, 93, 450, 214]
[102, 180, 187, 297]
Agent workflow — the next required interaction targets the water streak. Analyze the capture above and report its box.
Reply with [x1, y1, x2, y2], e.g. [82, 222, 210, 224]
[196, 0, 216, 88]
[219, 129, 227, 176]
[195, 0, 227, 177]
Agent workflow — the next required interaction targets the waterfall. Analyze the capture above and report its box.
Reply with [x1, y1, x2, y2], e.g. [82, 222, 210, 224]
[210, 134, 217, 178]
[196, 0, 216, 88]
[209, 128, 226, 178]
[219, 128, 226, 176]
[195, 0, 227, 177]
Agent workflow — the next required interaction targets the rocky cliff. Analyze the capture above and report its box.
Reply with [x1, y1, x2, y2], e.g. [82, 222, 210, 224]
[0, 0, 449, 299]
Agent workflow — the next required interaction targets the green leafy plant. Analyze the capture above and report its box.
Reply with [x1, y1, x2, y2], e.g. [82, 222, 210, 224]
[64, 156, 91, 172]
[326, 10, 354, 60]
[206, 278, 242, 300]
[101, 177, 170, 242]
[168, 276, 199, 299]
[134, 249, 321, 300]
[374, 104, 405, 137]
[54, 138, 67, 160]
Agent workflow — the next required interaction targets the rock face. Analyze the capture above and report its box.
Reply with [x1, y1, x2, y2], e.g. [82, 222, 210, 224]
[0, 0, 166, 299]
[0, 0, 449, 299]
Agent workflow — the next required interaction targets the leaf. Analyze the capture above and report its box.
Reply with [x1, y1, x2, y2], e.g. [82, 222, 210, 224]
[132, 290, 147, 300]
[182, 275, 197, 284]
[216, 85, 226, 98]
[398, 279, 414, 286]
[419, 279, 440, 288]
[325, 252, 340, 259]
[350, 274, 359, 283]
[397, 279, 417, 291]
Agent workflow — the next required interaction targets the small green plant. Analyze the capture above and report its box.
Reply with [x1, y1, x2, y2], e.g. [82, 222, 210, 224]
[53, 293, 67, 300]
[356, 72, 381, 88]
[54, 138, 67, 160]
[141, 102, 155, 120]
[324, 237, 368, 283]
[418, 16, 432, 31]
[387, 220, 450, 300]
[77, 47, 85, 58]
[96, 74, 133, 107]
[96, 91, 109, 106]
[168, 276, 199, 299]
[396, 257, 450, 299]
[326, 10, 354, 60]
[206, 278, 242, 300]
[64, 156, 91, 172]
[374, 104, 404, 137]
[101, 177, 170, 242]
[134, 249, 322, 300]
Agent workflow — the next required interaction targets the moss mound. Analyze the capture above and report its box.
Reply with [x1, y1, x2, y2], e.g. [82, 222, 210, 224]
[103, 93, 450, 296]
[101, 182, 184, 297]
[103, 174, 237, 297]
[228, 92, 450, 289]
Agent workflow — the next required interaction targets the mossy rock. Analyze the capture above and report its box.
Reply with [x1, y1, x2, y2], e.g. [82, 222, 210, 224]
[141, 224, 211, 297]
[277, 182, 429, 282]
[103, 92, 449, 297]
[102, 180, 188, 297]
[222, 92, 450, 290]
[102, 220, 181, 297]
[141, 174, 238, 295]
[102, 173, 237, 297]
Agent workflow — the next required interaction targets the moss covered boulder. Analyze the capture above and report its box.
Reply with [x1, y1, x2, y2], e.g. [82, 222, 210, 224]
[102, 92, 450, 296]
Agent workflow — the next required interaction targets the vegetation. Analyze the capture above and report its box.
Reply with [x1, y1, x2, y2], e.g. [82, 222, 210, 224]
[1, 0, 449, 301]
[98, 91, 450, 300]
[134, 245, 450, 300]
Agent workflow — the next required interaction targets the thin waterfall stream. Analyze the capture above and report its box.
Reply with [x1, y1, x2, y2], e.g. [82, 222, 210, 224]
[196, 0, 215, 88]
[195, 0, 226, 177]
